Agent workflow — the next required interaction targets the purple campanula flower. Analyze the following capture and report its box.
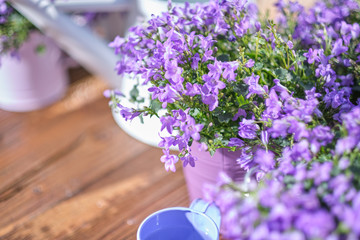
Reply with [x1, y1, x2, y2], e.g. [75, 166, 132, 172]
[264, 89, 282, 120]
[158, 135, 176, 149]
[202, 49, 214, 62]
[117, 104, 141, 121]
[335, 136, 357, 155]
[309, 126, 334, 153]
[339, 74, 354, 86]
[278, 148, 295, 175]
[207, 60, 223, 81]
[108, 36, 125, 55]
[181, 116, 203, 141]
[164, 59, 183, 85]
[287, 40, 294, 49]
[303, 48, 319, 64]
[237, 146, 255, 171]
[228, 138, 244, 147]
[103, 89, 112, 98]
[232, 108, 246, 121]
[160, 150, 179, 172]
[191, 53, 201, 70]
[332, 39, 348, 56]
[160, 115, 176, 134]
[272, 79, 291, 100]
[287, 119, 309, 141]
[181, 154, 197, 167]
[307, 162, 333, 185]
[245, 59, 255, 68]
[222, 61, 239, 82]
[243, 73, 265, 98]
[202, 73, 226, 94]
[201, 91, 218, 111]
[290, 140, 312, 161]
[238, 119, 260, 139]
[184, 82, 201, 97]
[172, 108, 188, 122]
[269, 119, 289, 138]
[295, 210, 335, 239]
[254, 149, 275, 172]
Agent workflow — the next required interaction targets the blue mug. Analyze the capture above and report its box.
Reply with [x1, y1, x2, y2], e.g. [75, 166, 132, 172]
[137, 199, 221, 240]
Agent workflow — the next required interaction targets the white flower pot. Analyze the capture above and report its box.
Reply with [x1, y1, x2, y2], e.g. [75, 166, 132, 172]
[0, 32, 68, 112]
[137, 0, 208, 19]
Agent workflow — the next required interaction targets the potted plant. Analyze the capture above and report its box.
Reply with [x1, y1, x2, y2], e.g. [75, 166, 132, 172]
[106, 0, 359, 207]
[0, 1, 68, 112]
[202, 0, 360, 238]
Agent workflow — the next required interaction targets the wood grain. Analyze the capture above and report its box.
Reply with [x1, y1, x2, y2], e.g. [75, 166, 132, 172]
[0, 70, 192, 240]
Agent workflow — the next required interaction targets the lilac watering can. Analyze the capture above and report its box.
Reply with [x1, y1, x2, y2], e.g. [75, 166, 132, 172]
[137, 199, 221, 240]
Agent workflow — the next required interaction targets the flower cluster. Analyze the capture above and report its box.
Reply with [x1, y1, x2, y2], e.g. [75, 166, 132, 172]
[107, 0, 355, 172]
[206, 106, 360, 239]
[199, 0, 360, 239]
[106, 0, 360, 238]
[0, 1, 36, 58]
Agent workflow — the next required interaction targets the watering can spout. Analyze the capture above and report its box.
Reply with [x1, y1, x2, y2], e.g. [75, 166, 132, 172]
[190, 198, 221, 231]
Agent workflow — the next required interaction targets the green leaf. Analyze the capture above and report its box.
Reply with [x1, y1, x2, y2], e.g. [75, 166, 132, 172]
[274, 68, 292, 82]
[150, 99, 162, 113]
[254, 62, 263, 71]
[237, 95, 249, 107]
[217, 112, 233, 123]
[130, 85, 139, 102]
[232, 82, 249, 96]
[217, 54, 230, 62]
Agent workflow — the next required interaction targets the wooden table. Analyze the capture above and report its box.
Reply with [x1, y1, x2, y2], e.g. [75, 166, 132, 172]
[0, 69, 191, 239]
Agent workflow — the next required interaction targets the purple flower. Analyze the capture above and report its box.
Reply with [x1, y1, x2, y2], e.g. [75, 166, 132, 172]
[202, 73, 226, 94]
[254, 149, 275, 172]
[295, 210, 335, 239]
[245, 59, 255, 68]
[108, 36, 125, 54]
[201, 85, 219, 111]
[335, 136, 357, 155]
[117, 104, 141, 121]
[222, 61, 239, 81]
[160, 115, 176, 134]
[160, 150, 179, 172]
[238, 119, 260, 139]
[181, 154, 197, 167]
[309, 126, 334, 153]
[290, 140, 312, 161]
[264, 89, 282, 119]
[207, 60, 223, 81]
[287, 40, 294, 49]
[232, 108, 246, 121]
[164, 59, 183, 85]
[181, 116, 203, 141]
[158, 135, 176, 149]
[228, 138, 244, 147]
[303, 48, 319, 64]
[184, 82, 201, 97]
[237, 147, 255, 171]
[332, 39, 348, 56]
[269, 119, 289, 138]
[243, 73, 265, 98]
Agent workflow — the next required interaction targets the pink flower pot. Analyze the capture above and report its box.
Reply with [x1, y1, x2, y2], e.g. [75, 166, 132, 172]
[183, 142, 246, 201]
[0, 32, 68, 112]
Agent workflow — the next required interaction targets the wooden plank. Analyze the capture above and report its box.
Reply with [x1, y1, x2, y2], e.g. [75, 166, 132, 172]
[0, 148, 189, 239]
[0, 103, 153, 229]
[0, 80, 110, 191]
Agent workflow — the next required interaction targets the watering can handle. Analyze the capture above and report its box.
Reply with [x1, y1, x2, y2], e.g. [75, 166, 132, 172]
[190, 199, 221, 231]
